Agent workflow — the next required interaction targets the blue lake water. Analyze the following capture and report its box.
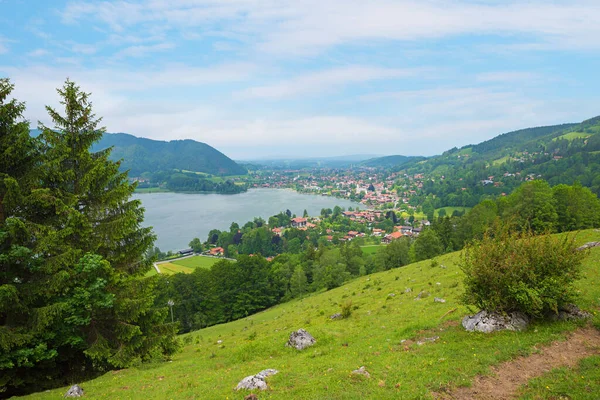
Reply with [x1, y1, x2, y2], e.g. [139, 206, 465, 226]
[133, 189, 359, 251]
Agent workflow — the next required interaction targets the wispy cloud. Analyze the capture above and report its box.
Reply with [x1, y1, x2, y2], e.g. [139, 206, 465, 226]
[60, 0, 600, 56]
[113, 42, 175, 58]
[27, 48, 50, 57]
[237, 66, 427, 99]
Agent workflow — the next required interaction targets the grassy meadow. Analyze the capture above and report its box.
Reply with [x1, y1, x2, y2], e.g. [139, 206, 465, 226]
[22, 230, 600, 399]
[360, 244, 385, 255]
[153, 256, 222, 275]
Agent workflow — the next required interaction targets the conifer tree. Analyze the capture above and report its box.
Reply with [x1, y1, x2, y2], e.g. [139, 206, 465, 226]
[0, 79, 178, 396]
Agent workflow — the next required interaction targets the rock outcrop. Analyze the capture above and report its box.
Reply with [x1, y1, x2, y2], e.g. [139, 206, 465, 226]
[64, 384, 84, 398]
[236, 369, 279, 391]
[462, 310, 529, 333]
[551, 304, 592, 321]
[286, 329, 316, 350]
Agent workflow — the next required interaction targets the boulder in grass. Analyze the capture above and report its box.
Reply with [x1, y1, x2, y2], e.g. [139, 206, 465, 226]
[236, 369, 278, 391]
[551, 304, 592, 321]
[462, 310, 528, 333]
[64, 384, 84, 398]
[286, 329, 316, 350]
[236, 376, 268, 391]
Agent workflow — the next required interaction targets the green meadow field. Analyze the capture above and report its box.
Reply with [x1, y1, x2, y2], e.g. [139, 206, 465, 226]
[23, 230, 600, 399]
[154, 256, 222, 275]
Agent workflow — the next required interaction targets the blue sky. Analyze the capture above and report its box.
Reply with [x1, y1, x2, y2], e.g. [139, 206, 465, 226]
[1, 0, 599, 159]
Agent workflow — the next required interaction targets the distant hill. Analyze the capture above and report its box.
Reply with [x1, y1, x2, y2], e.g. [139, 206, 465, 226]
[92, 133, 247, 176]
[245, 154, 383, 169]
[394, 115, 600, 201]
[360, 154, 426, 167]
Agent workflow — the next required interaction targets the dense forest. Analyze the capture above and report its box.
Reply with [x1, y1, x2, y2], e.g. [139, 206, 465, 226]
[137, 170, 247, 194]
[93, 132, 248, 177]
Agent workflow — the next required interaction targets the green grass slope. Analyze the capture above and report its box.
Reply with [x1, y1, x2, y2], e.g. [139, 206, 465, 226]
[23, 230, 600, 400]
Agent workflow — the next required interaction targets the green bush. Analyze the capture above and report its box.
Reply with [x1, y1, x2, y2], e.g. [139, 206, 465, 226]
[460, 228, 585, 318]
[340, 301, 353, 319]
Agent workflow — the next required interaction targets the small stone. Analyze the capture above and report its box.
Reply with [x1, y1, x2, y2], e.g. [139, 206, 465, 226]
[286, 328, 316, 350]
[64, 384, 84, 398]
[351, 366, 371, 378]
[436, 282, 441, 286]
[330, 313, 342, 320]
[217, 340, 223, 344]
[440, 264, 447, 269]
[434, 297, 446, 303]
[416, 337, 438, 346]
[404, 288, 412, 293]
[388, 293, 396, 297]
[576, 241, 600, 251]
[415, 291, 430, 300]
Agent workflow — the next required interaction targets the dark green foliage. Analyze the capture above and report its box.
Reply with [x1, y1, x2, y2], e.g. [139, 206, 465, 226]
[460, 227, 585, 318]
[374, 237, 411, 271]
[553, 182, 600, 232]
[93, 133, 247, 176]
[0, 80, 178, 396]
[503, 180, 557, 233]
[410, 228, 444, 262]
[154, 256, 278, 330]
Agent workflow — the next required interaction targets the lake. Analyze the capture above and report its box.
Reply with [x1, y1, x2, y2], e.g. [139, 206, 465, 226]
[133, 189, 360, 251]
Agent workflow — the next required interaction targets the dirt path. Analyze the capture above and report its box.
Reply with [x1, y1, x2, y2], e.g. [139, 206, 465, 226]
[436, 327, 600, 400]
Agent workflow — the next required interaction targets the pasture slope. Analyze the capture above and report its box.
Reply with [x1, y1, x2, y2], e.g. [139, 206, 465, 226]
[22, 230, 600, 400]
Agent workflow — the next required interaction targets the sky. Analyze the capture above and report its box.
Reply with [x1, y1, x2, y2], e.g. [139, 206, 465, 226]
[1, 0, 599, 160]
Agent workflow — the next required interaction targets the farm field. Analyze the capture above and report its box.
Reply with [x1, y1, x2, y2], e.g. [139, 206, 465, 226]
[171, 255, 222, 269]
[553, 131, 592, 141]
[154, 256, 222, 275]
[360, 244, 385, 255]
[435, 206, 471, 216]
[23, 229, 600, 400]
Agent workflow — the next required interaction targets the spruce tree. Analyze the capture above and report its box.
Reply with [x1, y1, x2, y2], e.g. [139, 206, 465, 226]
[0, 79, 178, 395]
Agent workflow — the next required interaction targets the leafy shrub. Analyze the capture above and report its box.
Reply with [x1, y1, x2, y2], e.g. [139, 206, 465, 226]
[341, 301, 353, 319]
[460, 228, 585, 318]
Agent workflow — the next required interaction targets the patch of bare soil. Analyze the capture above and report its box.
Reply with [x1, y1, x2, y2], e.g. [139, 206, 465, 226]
[435, 327, 600, 400]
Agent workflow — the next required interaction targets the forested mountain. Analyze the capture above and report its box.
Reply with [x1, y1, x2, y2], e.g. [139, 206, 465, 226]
[92, 133, 247, 176]
[361, 154, 425, 167]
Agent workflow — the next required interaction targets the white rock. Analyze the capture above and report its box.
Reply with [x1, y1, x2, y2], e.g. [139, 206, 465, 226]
[462, 310, 529, 333]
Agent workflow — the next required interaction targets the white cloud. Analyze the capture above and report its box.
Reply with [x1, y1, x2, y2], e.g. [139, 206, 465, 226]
[113, 42, 175, 58]
[476, 71, 542, 83]
[237, 66, 427, 99]
[60, 0, 600, 56]
[27, 48, 50, 57]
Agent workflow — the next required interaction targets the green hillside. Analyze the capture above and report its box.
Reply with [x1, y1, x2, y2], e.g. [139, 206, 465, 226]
[361, 154, 426, 168]
[392, 116, 600, 206]
[24, 229, 600, 400]
[93, 133, 247, 176]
